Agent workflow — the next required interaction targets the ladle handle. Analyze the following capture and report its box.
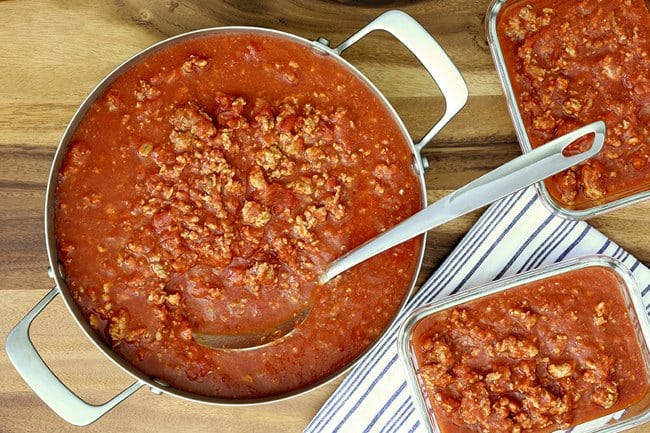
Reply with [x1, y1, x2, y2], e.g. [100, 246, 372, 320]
[332, 10, 468, 151]
[321, 121, 606, 283]
[5, 287, 144, 425]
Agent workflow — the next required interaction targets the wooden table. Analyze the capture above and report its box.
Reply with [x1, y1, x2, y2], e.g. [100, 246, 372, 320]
[1, 1, 648, 432]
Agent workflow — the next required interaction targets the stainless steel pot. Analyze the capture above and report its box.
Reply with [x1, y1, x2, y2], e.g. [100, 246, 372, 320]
[6, 10, 467, 425]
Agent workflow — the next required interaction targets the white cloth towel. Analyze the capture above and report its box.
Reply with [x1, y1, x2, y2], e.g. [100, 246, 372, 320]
[305, 186, 650, 433]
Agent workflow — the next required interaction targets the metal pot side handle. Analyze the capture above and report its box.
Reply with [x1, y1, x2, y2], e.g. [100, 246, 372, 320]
[333, 10, 469, 151]
[5, 287, 144, 426]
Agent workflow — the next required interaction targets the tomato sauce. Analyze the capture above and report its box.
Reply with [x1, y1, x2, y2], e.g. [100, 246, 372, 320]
[497, 0, 650, 209]
[54, 32, 423, 398]
[411, 266, 650, 433]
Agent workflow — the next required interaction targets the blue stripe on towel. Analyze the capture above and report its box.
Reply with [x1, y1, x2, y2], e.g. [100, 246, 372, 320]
[597, 239, 611, 254]
[494, 213, 555, 280]
[378, 395, 412, 433]
[407, 421, 420, 433]
[331, 355, 399, 432]
[557, 225, 592, 261]
[362, 382, 407, 433]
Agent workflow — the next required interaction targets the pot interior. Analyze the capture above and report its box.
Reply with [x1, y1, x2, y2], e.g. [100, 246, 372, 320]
[45, 27, 427, 404]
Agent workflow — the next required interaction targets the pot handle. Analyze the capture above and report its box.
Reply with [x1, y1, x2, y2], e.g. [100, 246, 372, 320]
[5, 287, 144, 426]
[330, 10, 468, 152]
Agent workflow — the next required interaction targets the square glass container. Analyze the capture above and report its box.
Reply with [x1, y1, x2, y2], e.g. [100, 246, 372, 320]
[485, 0, 650, 219]
[397, 255, 650, 433]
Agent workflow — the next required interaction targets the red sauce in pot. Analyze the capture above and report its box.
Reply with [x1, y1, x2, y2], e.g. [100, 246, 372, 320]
[412, 266, 650, 433]
[54, 32, 423, 398]
[497, 0, 650, 209]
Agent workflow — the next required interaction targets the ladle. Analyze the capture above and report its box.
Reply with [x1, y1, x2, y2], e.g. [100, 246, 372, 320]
[193, 121, 606, 350]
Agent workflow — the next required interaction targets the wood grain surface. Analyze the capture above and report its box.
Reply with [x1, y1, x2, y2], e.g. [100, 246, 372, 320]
[0, 1, 648, 432]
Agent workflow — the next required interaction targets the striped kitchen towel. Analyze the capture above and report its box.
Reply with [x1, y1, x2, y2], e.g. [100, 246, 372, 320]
[304, 186, 650, 433]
